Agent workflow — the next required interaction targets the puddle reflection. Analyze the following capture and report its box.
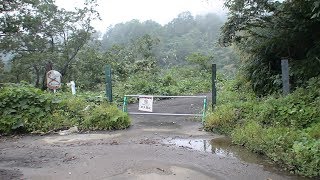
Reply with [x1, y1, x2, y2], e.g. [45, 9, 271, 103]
[163, 137, 271, 165]
[163, 137, 309, 179]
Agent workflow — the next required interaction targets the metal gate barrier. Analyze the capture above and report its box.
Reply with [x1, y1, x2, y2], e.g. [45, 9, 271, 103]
[122, 95, 207, 124]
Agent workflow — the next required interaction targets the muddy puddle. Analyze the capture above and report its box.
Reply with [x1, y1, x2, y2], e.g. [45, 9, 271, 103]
[163, 137, 309, 179]
[164, 137, 265, 161]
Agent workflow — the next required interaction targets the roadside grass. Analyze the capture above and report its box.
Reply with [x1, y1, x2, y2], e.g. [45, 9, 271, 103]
[205, 77, 320, 177]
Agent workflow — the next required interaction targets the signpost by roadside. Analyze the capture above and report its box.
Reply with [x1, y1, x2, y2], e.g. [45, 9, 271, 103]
[46, 70, 62, 93]
[138, 96, 153, 112]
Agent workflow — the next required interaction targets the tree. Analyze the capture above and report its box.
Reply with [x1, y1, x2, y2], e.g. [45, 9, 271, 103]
[100, 12, 238, 76]
[165, 11, 195, 37]
[221, 0, 320, 95]
[101, 19, 162, 50]
[1, 0, 100, 88]
[186, 53, 212, 71]
[0, 60, 4, 83]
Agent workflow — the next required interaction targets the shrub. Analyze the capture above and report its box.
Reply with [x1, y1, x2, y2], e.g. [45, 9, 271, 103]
[205, 104, 238, 134]
[231, 122, 320, 177]
[205, 77, 320, 177]
[0, 84, 130, 134]
[0, 84, 56, 133]
[82, 104, 130, 130]
[290, 139, 320, 177]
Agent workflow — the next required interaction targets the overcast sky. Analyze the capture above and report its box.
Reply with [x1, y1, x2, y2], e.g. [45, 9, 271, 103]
[55, 0, 227, 33]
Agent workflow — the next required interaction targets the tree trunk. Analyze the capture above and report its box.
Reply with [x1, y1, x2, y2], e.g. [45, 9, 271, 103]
[41, 61, 53, 90]
[34, 65, 40, 88]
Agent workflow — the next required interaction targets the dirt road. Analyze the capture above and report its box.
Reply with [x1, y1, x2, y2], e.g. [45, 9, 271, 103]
[0, 95, 306, 180]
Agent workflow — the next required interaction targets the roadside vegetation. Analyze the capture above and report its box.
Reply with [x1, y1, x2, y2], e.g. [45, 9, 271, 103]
[206, 0, 320, 177]
[206, 77, 320, 177]
[0, 84, 130, 134]
[0, 1, 235, 134]
[1, 0, 318, 178]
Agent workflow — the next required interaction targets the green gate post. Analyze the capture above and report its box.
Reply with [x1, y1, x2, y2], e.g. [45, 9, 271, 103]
[212, 64, 217, 109]
[105, 65, 113, 102]
[122, 96, 128, 112]
[202, 97, 207, 125]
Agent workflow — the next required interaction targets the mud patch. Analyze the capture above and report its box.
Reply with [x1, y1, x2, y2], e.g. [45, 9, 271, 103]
[142, 128, 173, 132]
[142, 126, 209, 136]
[0, 156, 41, 168]
[136, 121, 181, 128]
[109, 165, 216, 180]
[0, 147, 62, 168]
[42, 133, 121, 144]
[0, 169, 23, 180]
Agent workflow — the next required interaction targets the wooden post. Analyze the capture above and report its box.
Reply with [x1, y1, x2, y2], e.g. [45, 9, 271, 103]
[212, 64, 217, 109]
[281, 58, 290, 95]
[105, 65, 113, 102]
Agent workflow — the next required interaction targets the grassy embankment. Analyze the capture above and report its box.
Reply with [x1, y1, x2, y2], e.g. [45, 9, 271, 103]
[205, 77, 320, 177]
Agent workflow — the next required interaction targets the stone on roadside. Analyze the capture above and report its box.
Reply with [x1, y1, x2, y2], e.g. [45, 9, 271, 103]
[58, 126, 79, 135]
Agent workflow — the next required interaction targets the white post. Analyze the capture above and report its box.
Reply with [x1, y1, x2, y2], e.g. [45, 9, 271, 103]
[67, 81, 76, 95]
[71, 81, 76, 95]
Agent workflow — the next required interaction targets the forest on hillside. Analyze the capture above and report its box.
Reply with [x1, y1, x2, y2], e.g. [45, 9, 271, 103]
[0, 5, 238, 90]
[100, 12, 237, 70]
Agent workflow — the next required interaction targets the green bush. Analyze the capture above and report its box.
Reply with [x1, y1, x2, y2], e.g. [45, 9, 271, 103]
[82, 104, 130, 130]
[205, 80, 257, 133]
[253, 90, 320, 128]
[0, 84, 56, 133]
[205, 77, 320, 177]
[290, 139, 320, 177]
[232, 122, 320, 177]
[0, 84, 130, 134]
[205, 104, 238, 134]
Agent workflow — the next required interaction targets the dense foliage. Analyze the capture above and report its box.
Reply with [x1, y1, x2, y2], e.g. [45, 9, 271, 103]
[0, 84, 130, 134]
[221, 0, 320, 95]
[70, 24, 229, 100]
[204, 0, 320, 177]
[101, 12, 238, 77]
[205, 77, 320, 177]
[0, 1, 237, 136]
[0, 0, 99, 88]
[113, 66, 212, 103]
[1, 8, 238, 91]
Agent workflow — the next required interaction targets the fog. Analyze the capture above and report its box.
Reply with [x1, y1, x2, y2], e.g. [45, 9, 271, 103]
[55, 0, 227, 33]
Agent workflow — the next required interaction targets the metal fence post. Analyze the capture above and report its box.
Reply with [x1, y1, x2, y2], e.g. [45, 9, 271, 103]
[123, 96, 128, 112]
[212, 64, 217, 109]
[202, 97, 207, 124]
[105, 65, 113, 102]
[281, 58, 290, 95]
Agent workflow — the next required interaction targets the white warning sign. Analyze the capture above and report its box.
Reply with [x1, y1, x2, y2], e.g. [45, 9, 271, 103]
[46, 70, 62, 90]
[138, 96, 153, 112]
